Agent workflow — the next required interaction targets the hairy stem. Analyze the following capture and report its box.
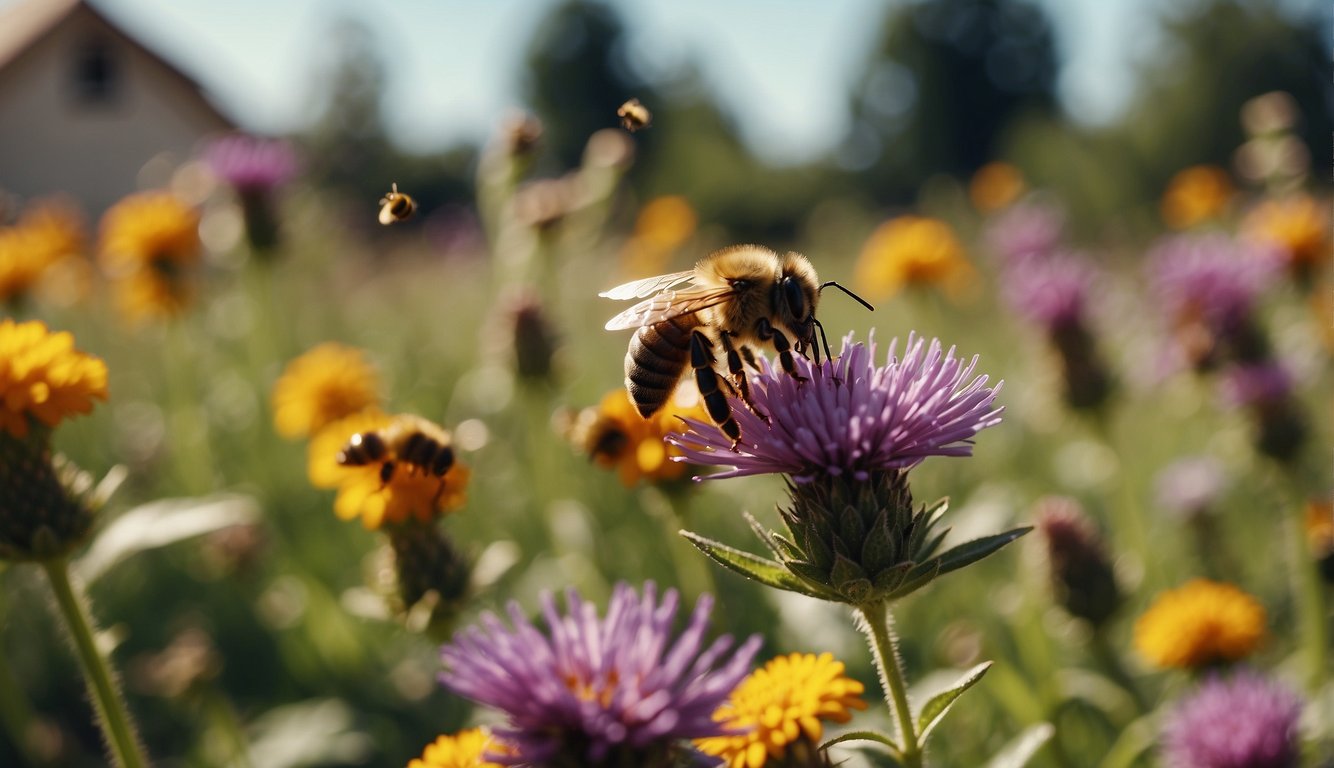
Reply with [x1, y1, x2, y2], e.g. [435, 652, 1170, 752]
[858, 601, 920, 767]
[41, 559, 148, 768]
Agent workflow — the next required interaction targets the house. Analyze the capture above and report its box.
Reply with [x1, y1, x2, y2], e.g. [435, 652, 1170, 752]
[0, 0, 234, 216]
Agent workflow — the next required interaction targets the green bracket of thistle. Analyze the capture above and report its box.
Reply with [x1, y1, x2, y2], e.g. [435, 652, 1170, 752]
[682, 473, 1031, 606]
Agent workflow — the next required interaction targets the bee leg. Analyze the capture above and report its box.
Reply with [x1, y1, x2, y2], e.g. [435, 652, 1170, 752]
[378, 460, 396, 490]
[690, 331, 741, 448]
[739, 345, 761, 373]
[720, 332, 768, 423]
[756, 318, 807, 382]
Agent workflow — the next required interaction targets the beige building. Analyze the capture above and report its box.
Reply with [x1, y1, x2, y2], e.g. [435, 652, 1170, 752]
[0, 0, 234, 215]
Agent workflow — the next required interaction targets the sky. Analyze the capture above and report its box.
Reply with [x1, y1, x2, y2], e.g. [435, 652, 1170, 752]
[2, 0, 1306, 164]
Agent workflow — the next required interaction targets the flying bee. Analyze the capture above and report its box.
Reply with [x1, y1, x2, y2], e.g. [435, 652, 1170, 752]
[616, 98, 651, 132]
[378, 182, 417, 225]
[336, 415, 455, 492]
[601, 245, 872, 444]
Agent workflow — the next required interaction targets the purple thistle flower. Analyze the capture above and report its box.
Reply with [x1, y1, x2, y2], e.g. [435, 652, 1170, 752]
[204, 134, 299, 193]
[1147, 233, 1281, 332]
[669, 333, 1003, 483]
[985, 199, 1065, 264]
[1001, 250, 1096, 330]
[438, 582, 761, 766]
[1218, 361, 1294, 409]
[1155, 456, 1228, 518]
[1161, 670, 1302, 768]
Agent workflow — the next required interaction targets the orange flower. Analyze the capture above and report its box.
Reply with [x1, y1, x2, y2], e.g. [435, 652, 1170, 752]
[854, 215, 971, 301]
[0, 319, 108, 438]
[1161, 165, 1233, 229]
[1243, 193, 1328, 272]
[98, 191, 201, 323]
[569, 387, 709, 487]
[969, 162, 1025, 213]
[1133, 579, 1265, 669]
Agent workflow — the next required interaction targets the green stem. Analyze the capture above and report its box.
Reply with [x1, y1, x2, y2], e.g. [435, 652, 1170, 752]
[1287, 505, 1328, 692]
[40, 559, 148, 768]
[858, 601, 920, 766]
[165, 323, 217, 495]
[1088, 628, 1148, 715]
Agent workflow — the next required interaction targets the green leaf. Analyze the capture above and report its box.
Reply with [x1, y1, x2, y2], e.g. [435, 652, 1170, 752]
[916, 661, 993, 746]
[933, 527, 1032, 578]
[821, 729, 901, 756]
[75, 493, 261, 583]
[860, 513, 897, 573]
[1096, 714, 1158, 768]
[680, 531, 834, 599]
[885, 559, 941, 600]
[983, 723, 1054, 768]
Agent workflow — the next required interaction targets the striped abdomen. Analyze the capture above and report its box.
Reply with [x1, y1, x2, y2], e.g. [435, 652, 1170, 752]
[625, 314, 699, 417]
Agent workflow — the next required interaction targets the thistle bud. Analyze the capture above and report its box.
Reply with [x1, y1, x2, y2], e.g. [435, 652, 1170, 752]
[0, 425, 95, 561]
[507, 291, 559, 383]
[385, 520, 470, 616]
[1034, 496, 1121, 628]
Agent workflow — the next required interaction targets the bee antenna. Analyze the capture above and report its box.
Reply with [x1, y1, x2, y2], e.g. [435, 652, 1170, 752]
[819, 281, 874, 312]
[812, 317, 834, 364]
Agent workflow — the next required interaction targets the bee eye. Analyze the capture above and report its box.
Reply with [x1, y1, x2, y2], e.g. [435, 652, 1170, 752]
[782, 277, 807, 320]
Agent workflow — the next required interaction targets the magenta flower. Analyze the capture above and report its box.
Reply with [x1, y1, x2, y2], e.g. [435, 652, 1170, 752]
[1161, 671, 1302, 768]
[985, 199, 1065, 263]
[1154, 456, 1228, 518]
[1218, 361, 1294, 408]
[670, 334, 1003, 483]
[438, 582, 760, 766]
[205, 134, 299, 193]
[1147, 233, 1281, 331]
[1001, 250, 1096, 330]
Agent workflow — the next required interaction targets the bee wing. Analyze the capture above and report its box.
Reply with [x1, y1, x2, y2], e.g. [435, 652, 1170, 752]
[604, 285, 736, 330]
[378, 203, 397, 226]
[598, 270, 696, 300]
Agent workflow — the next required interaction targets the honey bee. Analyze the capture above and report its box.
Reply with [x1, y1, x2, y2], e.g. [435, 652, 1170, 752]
[378, 182, 417, 225]
[336, 415, 455, 489]
[601, 245, 871, 443]
[616, 98, 651, 132]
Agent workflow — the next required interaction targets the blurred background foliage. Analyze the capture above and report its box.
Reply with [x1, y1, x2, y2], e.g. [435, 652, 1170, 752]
[1, 0, 1330, 765]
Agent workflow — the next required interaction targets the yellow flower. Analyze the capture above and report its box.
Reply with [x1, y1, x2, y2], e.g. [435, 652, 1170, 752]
[621, 196, 698, 279]
[0, 227, 47, 304]
[272, 343, 382, 439]
[969, 162, 1025, 213]
[854, 215, 971, 301]
[569, 387, 709, 487]
[98, 191, 201, 323]
[1133, 579, 1266, 669]
[1160, 165, 1233, 229]
[1243, 194, 1328, 271]
[0, 319, 108, 438]
[408, 728, 505, 768]
[310, 412, 470, 530]
[697, 652, 867, 768]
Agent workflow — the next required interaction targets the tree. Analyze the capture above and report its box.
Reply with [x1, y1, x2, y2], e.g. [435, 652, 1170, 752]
[843, 0, 1059, 203]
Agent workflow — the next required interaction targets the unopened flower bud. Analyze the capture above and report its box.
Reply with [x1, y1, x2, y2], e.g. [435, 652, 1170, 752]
[1035, 496, 1121, 628]
[0, 426, 95, 561]
[386, 521, 470, 614]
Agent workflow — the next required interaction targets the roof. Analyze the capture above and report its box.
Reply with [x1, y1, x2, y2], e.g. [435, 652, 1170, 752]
[0, 0, 235, 128]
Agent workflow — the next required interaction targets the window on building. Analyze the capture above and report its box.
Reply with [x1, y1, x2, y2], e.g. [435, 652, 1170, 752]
[72, 38, 119, 106]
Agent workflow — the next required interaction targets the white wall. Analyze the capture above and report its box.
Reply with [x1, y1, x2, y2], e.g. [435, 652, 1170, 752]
[0, 7, 231, 216]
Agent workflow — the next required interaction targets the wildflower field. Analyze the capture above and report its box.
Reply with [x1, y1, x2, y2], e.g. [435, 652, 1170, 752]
[1, 2, 1331, 767]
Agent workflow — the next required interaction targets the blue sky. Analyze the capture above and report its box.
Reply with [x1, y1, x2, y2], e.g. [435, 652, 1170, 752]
[7, 0, 1312, 163]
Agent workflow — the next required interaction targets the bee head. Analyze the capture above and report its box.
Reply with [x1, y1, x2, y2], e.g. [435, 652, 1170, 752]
[776, 255, 820, 348]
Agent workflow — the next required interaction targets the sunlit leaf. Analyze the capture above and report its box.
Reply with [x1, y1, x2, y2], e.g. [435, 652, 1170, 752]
[75, 493, 261, 582]
[916, 661, 993, 745]
[984, 723, 1054, 768]
[680, 530, 835, 599]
